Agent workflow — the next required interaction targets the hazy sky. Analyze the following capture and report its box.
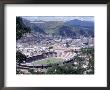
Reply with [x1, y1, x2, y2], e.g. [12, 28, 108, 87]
[21, 16, 94, 22]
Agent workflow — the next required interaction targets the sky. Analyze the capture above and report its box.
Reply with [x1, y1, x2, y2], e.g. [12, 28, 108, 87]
[21, 16, 94, 22]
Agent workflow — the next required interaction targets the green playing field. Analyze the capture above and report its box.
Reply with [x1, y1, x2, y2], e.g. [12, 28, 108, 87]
[31, 57, 64, 65]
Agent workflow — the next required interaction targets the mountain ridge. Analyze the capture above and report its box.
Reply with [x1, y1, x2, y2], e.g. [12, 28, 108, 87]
[21, 17, 94, 39]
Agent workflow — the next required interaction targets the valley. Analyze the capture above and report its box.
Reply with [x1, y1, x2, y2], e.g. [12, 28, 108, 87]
[16, 16, 94, 74]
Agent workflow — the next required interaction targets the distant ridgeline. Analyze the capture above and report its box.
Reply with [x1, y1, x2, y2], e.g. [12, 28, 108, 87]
[21, 17, 94, 39]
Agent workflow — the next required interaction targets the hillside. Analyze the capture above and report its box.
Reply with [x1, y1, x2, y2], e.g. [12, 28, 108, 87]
[21, 17, 94, 39]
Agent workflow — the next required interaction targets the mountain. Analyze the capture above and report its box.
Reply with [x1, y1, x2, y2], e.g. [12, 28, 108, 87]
[64, 19, 94, 37]
[21, 17, 94, 39]
[57, 25, 76, 38]
[30, 21, 64, 35]
[65, 19, 94, 28]
[22, 18, 46, 34]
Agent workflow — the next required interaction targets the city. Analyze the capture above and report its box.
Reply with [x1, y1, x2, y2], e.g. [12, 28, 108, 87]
[16, 16, 94, 74]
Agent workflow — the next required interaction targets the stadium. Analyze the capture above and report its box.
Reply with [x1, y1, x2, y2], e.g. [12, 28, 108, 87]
[20, 46, 78, 66]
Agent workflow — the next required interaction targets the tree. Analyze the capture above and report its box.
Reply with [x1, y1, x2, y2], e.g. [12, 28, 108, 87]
[16, 17, 31, 40]
[16, 51, 27, 65]
[46, 64, 84, 74]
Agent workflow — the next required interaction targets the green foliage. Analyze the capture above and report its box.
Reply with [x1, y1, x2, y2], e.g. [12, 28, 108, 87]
[47, 64, 84, 74]
[16, 17, 31, 40]
[16, 51, 27, 65]
[81, 48, 94, 55]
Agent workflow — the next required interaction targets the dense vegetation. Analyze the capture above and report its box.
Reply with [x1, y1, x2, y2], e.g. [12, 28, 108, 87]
[16, 17, 31, 40]
[16, 51, 27, 65]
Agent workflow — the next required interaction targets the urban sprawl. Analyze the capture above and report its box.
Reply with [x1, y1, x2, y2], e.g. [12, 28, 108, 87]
[16, 34, 94, 74]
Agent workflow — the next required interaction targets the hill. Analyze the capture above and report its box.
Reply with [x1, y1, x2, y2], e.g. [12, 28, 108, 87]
[21, 17, 94, 39]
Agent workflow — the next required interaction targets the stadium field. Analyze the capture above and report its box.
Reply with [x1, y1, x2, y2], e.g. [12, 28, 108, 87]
[30, 57, 64, 65]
